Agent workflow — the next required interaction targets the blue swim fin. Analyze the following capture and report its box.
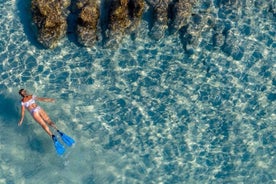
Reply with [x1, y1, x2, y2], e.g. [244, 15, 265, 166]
[52, 135, 65, 155]
[57, 130, 75, 147]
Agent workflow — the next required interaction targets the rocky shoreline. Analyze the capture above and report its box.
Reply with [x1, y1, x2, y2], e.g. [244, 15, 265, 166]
[31, 0, 197, 49]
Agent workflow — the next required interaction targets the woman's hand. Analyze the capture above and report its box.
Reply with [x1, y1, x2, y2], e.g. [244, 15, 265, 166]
[18, 121, 22, 126]
[47, 98, 55, 103]
[18, 106, 25, 127]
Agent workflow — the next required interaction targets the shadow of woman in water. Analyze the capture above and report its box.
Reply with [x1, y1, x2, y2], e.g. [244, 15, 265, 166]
[0, 92, 47, 153]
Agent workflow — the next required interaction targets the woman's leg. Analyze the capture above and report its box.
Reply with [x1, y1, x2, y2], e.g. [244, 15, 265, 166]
[38, 108, 58, 130]
[32, 113, 53, 137]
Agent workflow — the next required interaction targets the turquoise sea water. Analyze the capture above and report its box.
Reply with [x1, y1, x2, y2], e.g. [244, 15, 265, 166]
[0, 0, 275, 183]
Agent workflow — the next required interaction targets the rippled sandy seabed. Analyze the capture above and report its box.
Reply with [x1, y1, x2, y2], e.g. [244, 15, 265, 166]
[0, 0, 275, 183]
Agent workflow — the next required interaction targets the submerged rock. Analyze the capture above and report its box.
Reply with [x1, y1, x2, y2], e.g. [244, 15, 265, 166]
[147, 0, 198, 40]
[108, 0, 131, 33]
[31, 0, 70, 48]
[76, 0, 100, 47]
[170, 0, 197, 34]
[105, 0, 145, 47]
[149, 0, 170, 41]
[128, 0, 145, 32]
[216, 0, 239, 8]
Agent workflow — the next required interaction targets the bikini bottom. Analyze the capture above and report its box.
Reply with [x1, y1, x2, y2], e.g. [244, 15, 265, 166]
[30, 106, 41, 115]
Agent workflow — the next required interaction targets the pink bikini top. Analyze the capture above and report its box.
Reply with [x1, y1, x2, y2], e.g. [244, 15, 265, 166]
[21, 95, 36, 107]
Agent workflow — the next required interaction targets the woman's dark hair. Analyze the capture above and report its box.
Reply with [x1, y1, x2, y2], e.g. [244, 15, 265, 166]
[19, 89, 25, 95]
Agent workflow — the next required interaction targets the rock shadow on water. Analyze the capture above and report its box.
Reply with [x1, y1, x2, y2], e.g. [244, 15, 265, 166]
[178, 25, 195, 56]
[66, 0, 84, 47]
[16, 0, 45, 49]
[99, 0, 114, 47]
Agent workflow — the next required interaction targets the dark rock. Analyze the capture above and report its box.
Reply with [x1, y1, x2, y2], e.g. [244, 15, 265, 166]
[31, 0, 70, 48]
[76, 0, 100, 47]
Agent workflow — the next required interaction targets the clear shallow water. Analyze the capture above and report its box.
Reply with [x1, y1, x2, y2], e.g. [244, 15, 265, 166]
[0, 0, 275, 183]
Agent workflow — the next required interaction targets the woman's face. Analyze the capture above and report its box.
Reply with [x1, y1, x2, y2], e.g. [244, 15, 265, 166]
[20, 89, 27, 96]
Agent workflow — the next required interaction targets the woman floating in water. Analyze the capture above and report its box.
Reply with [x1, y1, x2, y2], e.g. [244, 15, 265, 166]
[18, 89, 75, 155]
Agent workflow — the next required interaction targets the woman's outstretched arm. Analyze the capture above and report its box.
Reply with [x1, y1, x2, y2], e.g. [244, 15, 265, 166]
[18, 105, 25, 126]
[35, 97, 55, 103]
